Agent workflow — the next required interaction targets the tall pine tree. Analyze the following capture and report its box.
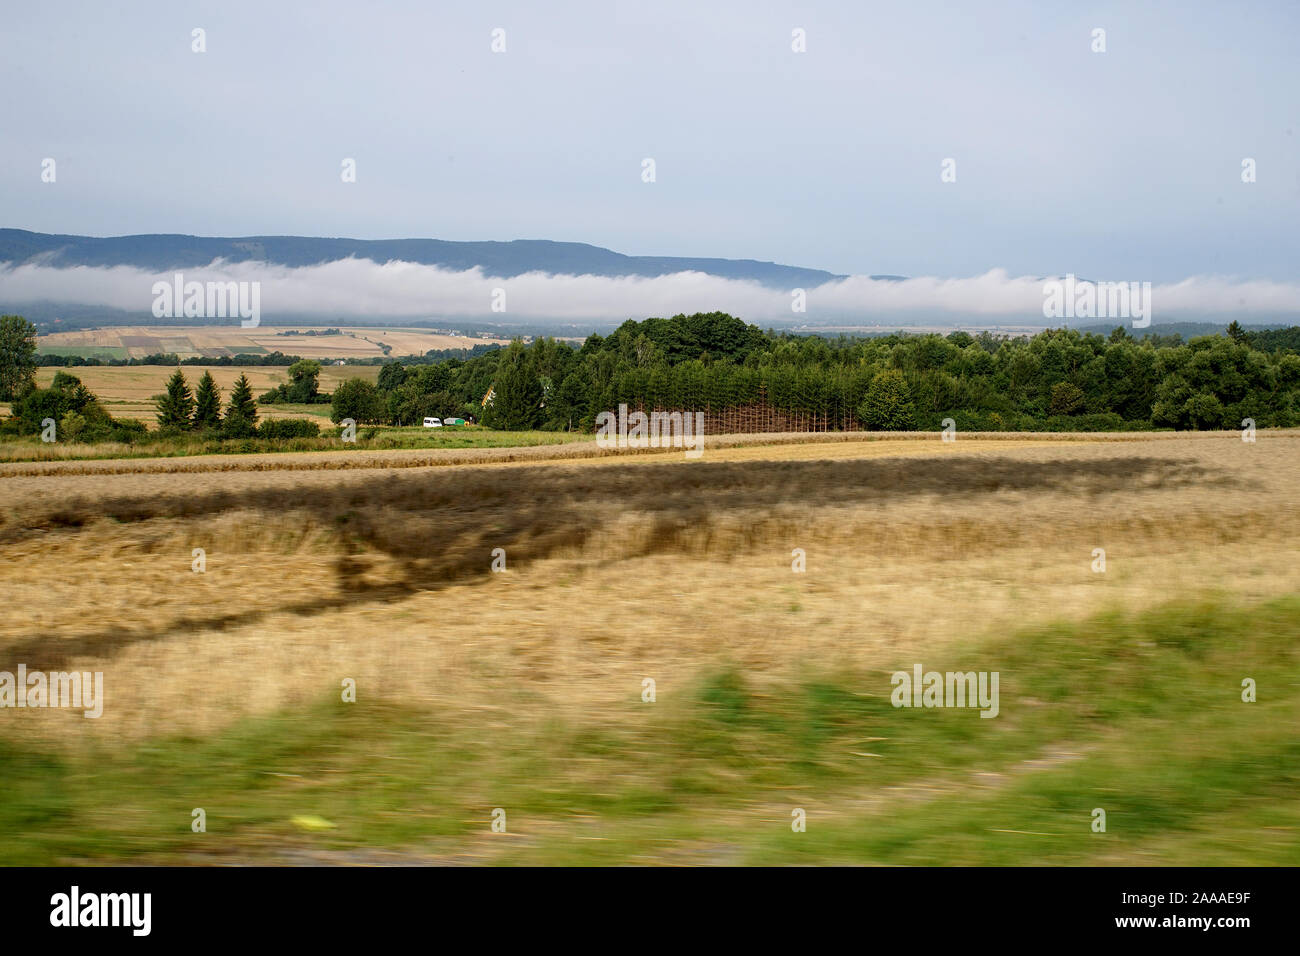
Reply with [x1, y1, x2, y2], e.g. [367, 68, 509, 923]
[193, 371, 222, 430]
[156, 369, 195, 430]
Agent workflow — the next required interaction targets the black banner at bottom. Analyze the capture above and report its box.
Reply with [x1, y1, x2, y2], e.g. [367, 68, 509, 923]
[0, 866, 1282, 942]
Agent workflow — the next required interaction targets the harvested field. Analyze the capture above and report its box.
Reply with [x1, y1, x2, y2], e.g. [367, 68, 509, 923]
[1, 431, 1297, 864]
[31, 364, 378, 422]
[0, 427, 1231, 475]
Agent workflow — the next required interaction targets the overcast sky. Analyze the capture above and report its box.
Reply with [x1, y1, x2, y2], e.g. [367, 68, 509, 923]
[1, 0, 1297, 285]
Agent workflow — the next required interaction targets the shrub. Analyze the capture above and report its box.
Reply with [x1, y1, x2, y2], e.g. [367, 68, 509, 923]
[106, 418, 148, 443]
[221, 414, 258, 439]
[12, 372, 111, 436]
[257, 418, 321, 439]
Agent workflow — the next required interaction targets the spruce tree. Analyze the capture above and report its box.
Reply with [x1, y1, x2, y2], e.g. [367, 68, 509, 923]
[223, 372, 259, 436]
[156, 369, 195, 430]
[193, 371, 222, 430]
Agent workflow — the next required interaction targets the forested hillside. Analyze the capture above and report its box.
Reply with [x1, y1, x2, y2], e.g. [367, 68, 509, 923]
[0, 228, 839, 287]
[331, 312, 1300, 433]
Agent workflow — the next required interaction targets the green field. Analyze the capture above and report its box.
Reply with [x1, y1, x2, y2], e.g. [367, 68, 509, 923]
[5, 596, 1294, 865]
[36, 346, 129, 361]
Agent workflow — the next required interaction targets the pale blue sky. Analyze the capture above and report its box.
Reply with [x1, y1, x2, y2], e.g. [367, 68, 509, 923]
[1, 0, 1296, 282]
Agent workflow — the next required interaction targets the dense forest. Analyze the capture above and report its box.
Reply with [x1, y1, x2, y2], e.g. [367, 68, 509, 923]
[330, 312, 1300, 433]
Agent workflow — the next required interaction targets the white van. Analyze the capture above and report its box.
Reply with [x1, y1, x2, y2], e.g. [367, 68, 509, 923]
[422, 417, 443, 428]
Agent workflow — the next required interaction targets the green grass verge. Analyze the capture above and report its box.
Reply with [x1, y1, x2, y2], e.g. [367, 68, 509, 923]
[260, 403, 335, 419]
[352, 427, 584, 451]
[2, 594, 1295, 864]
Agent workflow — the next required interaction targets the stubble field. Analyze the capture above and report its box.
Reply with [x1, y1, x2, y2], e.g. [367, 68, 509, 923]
[1, 431, 1297, 864]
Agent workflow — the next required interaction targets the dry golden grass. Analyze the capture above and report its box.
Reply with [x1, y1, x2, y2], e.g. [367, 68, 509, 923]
[0, 427, 1239, 476]
[3, 431, 1297, 748]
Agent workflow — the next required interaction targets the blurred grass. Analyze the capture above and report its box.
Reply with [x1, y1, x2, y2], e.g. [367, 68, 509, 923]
[0, 427, 585, 463]
[3, 594, 1296, 864]
[355, 427, 583, 451]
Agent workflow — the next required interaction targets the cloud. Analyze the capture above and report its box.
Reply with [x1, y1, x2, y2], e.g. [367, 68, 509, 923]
[0, 258, 1296, 324]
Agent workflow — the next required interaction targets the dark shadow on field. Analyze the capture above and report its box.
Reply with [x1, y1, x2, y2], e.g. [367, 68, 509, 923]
[4, 455, 1222, 667]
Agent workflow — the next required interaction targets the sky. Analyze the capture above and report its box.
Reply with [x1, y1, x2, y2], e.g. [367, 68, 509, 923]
[0, 0, 1297, 323]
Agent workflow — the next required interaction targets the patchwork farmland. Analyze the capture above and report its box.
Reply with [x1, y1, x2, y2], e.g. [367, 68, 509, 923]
[36, 325, 510, 361]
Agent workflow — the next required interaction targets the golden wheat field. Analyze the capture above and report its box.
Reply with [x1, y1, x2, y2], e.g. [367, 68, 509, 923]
[2, 431, 1298, 865]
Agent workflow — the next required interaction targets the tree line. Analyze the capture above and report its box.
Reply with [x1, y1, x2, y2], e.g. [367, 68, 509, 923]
[36, 350, 310, 367]
[7, 312, 1300, 439]
[35, 343, 505, 367]
[330, 313, 1300, 432]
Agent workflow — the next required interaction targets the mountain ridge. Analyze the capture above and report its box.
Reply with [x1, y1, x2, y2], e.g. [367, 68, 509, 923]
[0, 228, 849, 288]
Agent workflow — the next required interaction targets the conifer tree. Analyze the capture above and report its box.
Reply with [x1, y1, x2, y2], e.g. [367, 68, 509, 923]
[156, 369, 195, 430]
[223, 372, 259, 436]
[193, 370, 222, 430]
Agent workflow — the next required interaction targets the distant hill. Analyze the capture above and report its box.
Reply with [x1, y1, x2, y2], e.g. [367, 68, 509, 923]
[0, 228, 842, 288]
[1071, 321, 1291, 339]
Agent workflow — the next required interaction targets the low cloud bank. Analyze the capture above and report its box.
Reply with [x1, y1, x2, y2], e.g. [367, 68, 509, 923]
[0, 258, 1296, 323]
